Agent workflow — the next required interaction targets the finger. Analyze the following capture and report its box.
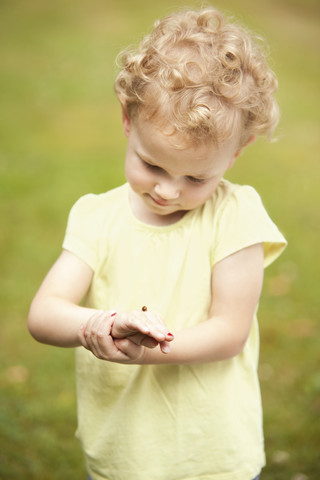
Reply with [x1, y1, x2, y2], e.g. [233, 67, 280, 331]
[91, 315, 109, 358]
[96, 311, 116, 337]
[166, 332, 175, 342]
[143, 311, 175, 343]
[129, 333, 159, 349]
[81, 311, 99, 352]
[84, 315, 104, 357]
[139, 311, 165, 340]
[94, 311, 118, 358]
[84, 311, 113, 358]
[84, 310, 106, 334]
[111, 312, 151, 338]
[159, 340, 171, 354]
[114, 338, 143, 361]
[140, 336, 159, 349]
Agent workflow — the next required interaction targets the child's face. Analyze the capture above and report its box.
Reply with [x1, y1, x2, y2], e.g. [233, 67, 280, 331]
[123, 112, 240, 223]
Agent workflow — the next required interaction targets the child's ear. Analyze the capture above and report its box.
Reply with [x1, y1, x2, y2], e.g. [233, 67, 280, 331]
[121, 102, 131, 137]
[230, 135, 256, 167]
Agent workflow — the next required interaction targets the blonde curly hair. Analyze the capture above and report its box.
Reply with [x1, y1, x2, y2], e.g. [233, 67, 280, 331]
[114, 7, 279, 147]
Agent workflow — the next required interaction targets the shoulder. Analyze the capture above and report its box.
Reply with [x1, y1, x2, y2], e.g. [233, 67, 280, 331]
[213, 179, 276, 229]
[208, 179, 287, 268]
[212, 179, 261, 209]
[65, 183, 128, 237]
[201, 179, 260, 220]
[70, 184, 128, 213]
[62, 184, 129, 270]
[67, 184, 128, 223]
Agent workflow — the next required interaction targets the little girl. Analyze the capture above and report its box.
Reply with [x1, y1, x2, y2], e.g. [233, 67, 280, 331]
[28, 6, 287, 480]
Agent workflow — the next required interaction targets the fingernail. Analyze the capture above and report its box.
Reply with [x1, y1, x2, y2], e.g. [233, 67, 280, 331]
[162, 345, 170, 353]
[110, 312, 117, 317]
[167, 332, 174, 337]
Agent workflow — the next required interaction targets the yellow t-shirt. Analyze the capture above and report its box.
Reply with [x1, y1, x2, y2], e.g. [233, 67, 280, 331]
[63, 180, 287, 480]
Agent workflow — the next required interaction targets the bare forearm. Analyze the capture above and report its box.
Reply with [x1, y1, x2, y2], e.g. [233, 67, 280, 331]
[134, 316, 249, 365]
[135, 243, 262, 365]
[28, 296, 96, 347]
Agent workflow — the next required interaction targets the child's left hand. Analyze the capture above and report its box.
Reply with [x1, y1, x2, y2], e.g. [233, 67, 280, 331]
[78, 309, 174, 363]
[111, 309, 174, 354]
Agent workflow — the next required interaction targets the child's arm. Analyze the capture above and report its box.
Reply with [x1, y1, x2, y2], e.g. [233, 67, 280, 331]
[28, 249, 96, 347]
[114, 243, 264, 364]
[28, 250, 172, 358]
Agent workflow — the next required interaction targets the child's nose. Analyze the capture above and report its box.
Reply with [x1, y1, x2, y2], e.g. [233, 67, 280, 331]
[154, 180, 180, 200]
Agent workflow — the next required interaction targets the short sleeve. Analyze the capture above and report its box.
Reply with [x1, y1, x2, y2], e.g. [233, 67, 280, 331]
[211, 185, 287, 268]
[62, 194, 101, 270]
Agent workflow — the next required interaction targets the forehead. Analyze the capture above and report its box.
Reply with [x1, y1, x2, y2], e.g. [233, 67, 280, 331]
[134, 115, 212, 157]
[133, 115, 236, 175]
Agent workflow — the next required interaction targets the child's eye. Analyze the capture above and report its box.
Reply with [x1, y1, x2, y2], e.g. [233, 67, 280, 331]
[186, 176, 206, 185]
[142, 160, 162, 172]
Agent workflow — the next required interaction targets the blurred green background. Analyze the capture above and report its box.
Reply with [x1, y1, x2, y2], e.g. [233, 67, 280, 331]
[0, 0, 319, 478]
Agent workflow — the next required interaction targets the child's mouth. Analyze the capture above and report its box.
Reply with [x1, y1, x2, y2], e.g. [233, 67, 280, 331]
[149, 195, 171, 207]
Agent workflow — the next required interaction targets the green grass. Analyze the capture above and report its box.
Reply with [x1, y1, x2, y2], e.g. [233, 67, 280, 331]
[1, 0, 319, 478]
